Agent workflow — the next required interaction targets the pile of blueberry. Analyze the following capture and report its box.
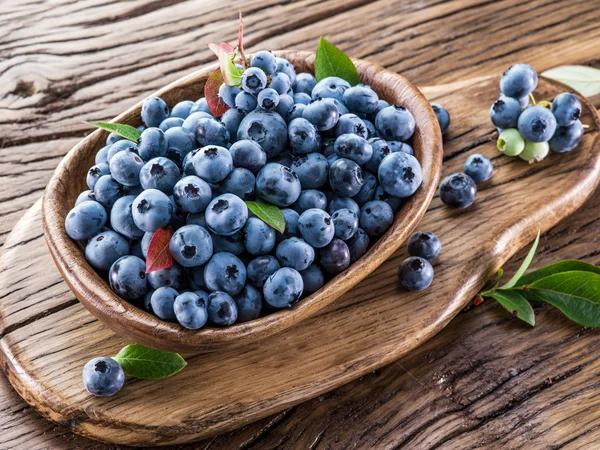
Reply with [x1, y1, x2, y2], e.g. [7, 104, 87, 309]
[490, 64, 584, 162]
[65, 51, 424, 330]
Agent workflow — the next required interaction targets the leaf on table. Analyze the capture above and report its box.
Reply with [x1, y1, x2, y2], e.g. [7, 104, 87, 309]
[516, 260, 600, 287]
[524, 270, 600, 327]
[113, 344, 186, 380]
[87, 122, 142, 142]
[542, 65, 600, 97]
[315, 37, 361, 85]
[146, 227, 174, 273]
[500, 232, 540, 290]
[204, 69, 230, 118]
[488, 290, 535, 326]
[245, 201, 285, 233]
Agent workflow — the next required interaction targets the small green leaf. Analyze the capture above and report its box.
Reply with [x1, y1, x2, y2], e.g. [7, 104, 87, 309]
[207, 43, 243, 86]
[315, 37, 361, 85]
[87, 122, 142, 142]
[113, 344, 186, 380]
[245, 201, 285, 233]
[516, 260, 600, 287]
[500, 232, 540, 290]
[523, 271, 600, 327]
[542, 65, 600, 97]
[488, 290, 535, 326]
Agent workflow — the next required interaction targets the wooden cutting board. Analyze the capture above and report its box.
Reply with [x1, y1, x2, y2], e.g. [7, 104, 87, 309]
[0, 75, 599, 447]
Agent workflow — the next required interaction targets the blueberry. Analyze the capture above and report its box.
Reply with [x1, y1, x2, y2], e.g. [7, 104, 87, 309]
[551, 92, 582, 126]
[171, 100, 194, 119]
[148, 263, 186, 290]
[75, 190, 95, 206]
[107, 140, 139, 164]
[277, 208, 300, 242]
[110, 195, 144, 239]
[275, 94, 295, 119]
[363, 120, 377, 139]
[94, 175, 126, 210]
[188, 266, 206, 290]
[398, 256, 434, 291]
[294, 93, 311, 105]
[160, 117, 184, 132]
[132, 189, 173, 232]
[359, 200, 394, 237]
[256, 163, 302, 207]
[518, 106, 557, 142]
[109, 149, 144, 187]
[353, 171, 377, 206]
[329, 158, 364, 197]
[192, 145, 233, 183]
[165, 127, 196, 161]
[220, 107, 246, 139]
[194, 117, 230, 148]
[272, 151, 294, 168]
[172, 175, 212, 213]
[275, 57, 297, 86]
[319, 238, 351, 275]
[243, 217, 276, 256]
[373, 185, 403, 212]
[497, 128, 525, 156]
[138, 157, 179, 194]
[186, 212, 207, 228]
[334, 114, 368, 139]
[275, 237, 315, 271]
[331, 208, 358, 240]
[388, 140, 414, 155]
[269, 72, 291, 95]
[205, 193, 248, 236]
[288, 103, 307, 122]
[375, 106, 415, 141]
[109, 255, 147, 299]
[251, 50, 277, 75]
[235, 91, 258, 113]
[95, 145, 110, 165]
[247, 255, 281, 288]
[500, 64, 538, 99]
[343, 85, 379, 115]
[141, 97, 169, 128]
[378, 152, 422, 198]
[431, 103, 451, 134]
[312, 76, 350, 101]
[299, 264, 324, 294]
[407, 231, 441, 260]
[439, 173, 477, 208]
[550, 120, 584, 153]
[85, 231, 129, 271]
[189, 98, 212, 115]
[290, 153, 328, 190]
[288, 117, 321, 154]
[295, 72, 316, 95]
[302, 99, 340, 131]
[334, 134, 373, 165]
[174, 291, 208, 329]
[82, 357, 124, 397]
[347, 227, 370, 262]
[263, 267, 303, 308]
[138, 128, 167, 160]
[327, 195, 361, 217]
[218, 84, 240, 107]
[207, 291, 238, 325]
[519, 140, 549, 163]
[220, 167, 256, 200]
[169, 224, 213, 267]
[229, 140, 267, 173]
[237, 110, 288, 157]
[293, 189, 328, 213]
[212, 231, 244, 255]
[140, 231, 153, 258]
[323, 97, 349, 116]
[106, 132, 124, 146]
[65, 201, 107, 241]
[298, 208, 335, 248]
[204, 252, 246, 295]
[86, 163, 110, 190]
[256, 88, 279, 112]
[464, 154, 493, 183]
[143, 288, 155, 313]
[150, 286, 178, 320]
[242, 67, 267, 94]
[490, 95, 522, 129]
[234, 285, 263, 322]
[182, 111, 213, 133]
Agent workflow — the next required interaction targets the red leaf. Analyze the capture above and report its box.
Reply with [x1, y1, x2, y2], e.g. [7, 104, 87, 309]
[146, 227, 174, 273]
[204, 69, 230, 118]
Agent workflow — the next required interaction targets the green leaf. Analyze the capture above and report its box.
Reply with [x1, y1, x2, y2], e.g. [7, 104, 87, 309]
[245, 201, 285, 233]
[488, 290, 535, 326]
[500, 232, 540, 290]
[516, 260, 600, 287]
[315, 37, 361, 85]
[541, 66, 600, 97]
[522, 271, 600, 327]
[207, 43, 243, 86]
[87, 122, 142, 142]
[113, 344, 186, 380]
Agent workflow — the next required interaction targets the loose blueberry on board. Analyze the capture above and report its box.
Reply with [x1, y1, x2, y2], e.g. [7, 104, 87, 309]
[407, 231, 442, 261]
[464, 154, 493, 184]
[398, 256, 434, 291]
[439, 173, 477, 209]
[263, 267, 304, 309]
[551, 92, 582, 126]
[500, 64, 538, 99]
[82, 357, 125, 397]
[174, 291, 208, 329]
[431, 103, 450, 134]
[109, 255, 148, 300]
[207, 291, 238, 326]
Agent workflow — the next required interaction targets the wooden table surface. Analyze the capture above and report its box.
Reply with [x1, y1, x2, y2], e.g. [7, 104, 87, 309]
[1, 0, 600, 448]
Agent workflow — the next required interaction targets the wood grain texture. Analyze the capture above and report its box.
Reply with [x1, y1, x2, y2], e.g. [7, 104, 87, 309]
[1, 75, 599, 446]
[41, 52, 442, 353]
[2, 0, 600, 448]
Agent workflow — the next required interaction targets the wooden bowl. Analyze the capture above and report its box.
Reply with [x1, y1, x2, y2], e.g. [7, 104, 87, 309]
[42, 51, 442, 352]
